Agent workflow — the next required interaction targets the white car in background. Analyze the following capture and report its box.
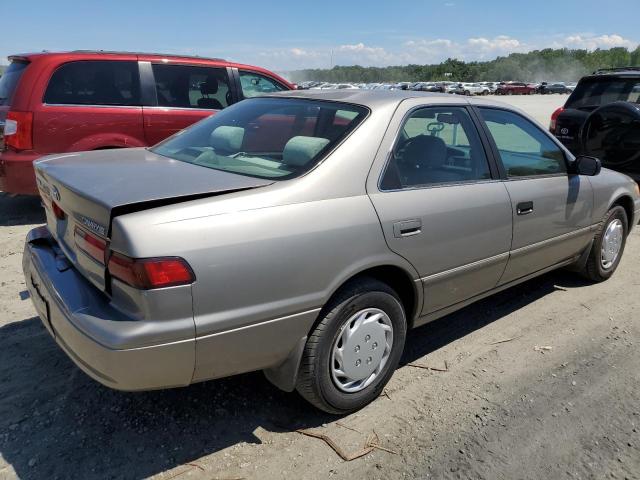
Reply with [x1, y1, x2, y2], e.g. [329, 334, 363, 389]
[461, 83, 490, 96]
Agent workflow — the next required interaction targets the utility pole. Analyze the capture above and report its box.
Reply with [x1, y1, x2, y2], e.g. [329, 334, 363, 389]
[330, 50, 333, 69]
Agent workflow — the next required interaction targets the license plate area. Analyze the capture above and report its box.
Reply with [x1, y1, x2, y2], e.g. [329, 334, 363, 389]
[30, 272, 52, 335]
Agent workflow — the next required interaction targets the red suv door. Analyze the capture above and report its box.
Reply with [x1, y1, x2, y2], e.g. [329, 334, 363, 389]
[140, 61, 236, 145]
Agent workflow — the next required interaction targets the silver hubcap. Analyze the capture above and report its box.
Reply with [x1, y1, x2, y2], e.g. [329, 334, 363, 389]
[330, 308, 394, 393]
[601, 219, 624, 269]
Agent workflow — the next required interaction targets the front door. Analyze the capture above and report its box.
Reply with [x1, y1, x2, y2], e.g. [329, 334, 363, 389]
[476, 107, 594, 283]
[368, 105, 513, 315]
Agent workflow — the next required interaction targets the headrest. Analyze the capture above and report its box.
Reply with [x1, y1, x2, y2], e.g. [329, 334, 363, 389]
[210, 126, 245, 153]
[200, 77, 219, 95]
[282, 136, 330, 167]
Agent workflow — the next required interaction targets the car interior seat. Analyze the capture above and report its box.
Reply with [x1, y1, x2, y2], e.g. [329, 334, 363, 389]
[198, 77, 224, 110]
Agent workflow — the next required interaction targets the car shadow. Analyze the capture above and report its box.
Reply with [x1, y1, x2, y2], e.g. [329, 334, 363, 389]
[0, 270, 590, 480]
[0, 193, 45, 226]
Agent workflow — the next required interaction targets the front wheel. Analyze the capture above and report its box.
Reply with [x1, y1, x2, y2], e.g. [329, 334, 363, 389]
[581, 206, 628, 282]
[296, 278, 407, 414]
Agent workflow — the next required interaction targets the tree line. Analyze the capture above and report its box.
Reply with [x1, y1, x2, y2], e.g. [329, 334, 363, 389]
[287, 47, 640, 83]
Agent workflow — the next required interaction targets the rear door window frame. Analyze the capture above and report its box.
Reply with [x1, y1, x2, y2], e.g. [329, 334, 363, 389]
[139, 61, 239, 110]
[378, 104, 502, 192]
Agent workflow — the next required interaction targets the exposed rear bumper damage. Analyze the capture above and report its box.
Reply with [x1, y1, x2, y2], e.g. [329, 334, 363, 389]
[22, 226, 196, 391]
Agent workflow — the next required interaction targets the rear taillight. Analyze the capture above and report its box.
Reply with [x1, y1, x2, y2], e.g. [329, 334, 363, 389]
[51, 201, 66, 220]
[550, 107, 564, 133]
[4, 111, 33, 150]
[74, 226, 107, 264]
[108, 253, 195, 289]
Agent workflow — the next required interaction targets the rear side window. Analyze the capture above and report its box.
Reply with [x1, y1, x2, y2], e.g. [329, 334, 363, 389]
[239, 71, 287, 98]
[479, 108, 566, 177]
[151, 64, 230, 109]
[381, 106, 491, 190]
[44, 61, 140, 106]
[0, 61, 29, 106]
[567, 78, 640, 109]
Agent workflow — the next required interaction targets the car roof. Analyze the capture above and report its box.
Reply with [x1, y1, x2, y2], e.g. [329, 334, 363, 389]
[263, 89, 512, 110]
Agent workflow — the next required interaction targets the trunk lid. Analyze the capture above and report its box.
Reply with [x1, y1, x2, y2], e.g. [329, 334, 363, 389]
[35, 147, 272, 291]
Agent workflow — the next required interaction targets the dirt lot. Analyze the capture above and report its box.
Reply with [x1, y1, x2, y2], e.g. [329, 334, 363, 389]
[1, 94, 639, 480]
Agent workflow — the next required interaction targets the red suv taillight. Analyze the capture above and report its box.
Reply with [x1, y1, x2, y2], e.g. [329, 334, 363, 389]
[550, 107, 564, 133]
[108, 253, 195, 289]
[74, 226, 107, 264]
[4, 111, 33, 150]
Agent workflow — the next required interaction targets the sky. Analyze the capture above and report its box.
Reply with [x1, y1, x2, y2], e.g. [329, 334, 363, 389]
[1, 0, 638, 72]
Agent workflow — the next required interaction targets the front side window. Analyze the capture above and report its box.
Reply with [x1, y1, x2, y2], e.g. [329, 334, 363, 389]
[151, 97, 367, 180]
[239, 71, 287, 98]
[380, 106, 491, 190]
[44, 61, 140, 106]
[478, 108, 566, 177]
[151, 64, 230, 109]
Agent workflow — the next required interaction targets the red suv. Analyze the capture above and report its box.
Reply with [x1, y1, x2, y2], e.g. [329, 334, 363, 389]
[0, 51, 293, 194]
[495, 82, 536, 95]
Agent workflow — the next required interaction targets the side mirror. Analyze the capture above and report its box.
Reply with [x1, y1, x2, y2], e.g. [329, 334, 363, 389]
[573, 155, 602, 176]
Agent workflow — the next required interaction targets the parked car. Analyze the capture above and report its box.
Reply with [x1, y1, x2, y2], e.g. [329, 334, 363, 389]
[24, 90, 639, 414]
[539, 82, 571, 94]
[496, 82, 536, 95]
[446, 82, 464, 94]
[0, 51, 293, 194]
[461, 83, 490, 96]
[550, 67, 640, 182]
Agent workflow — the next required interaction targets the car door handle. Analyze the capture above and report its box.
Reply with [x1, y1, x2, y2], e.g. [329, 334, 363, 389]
[516, 201, 534, 215]
[393, 219, 422, 237]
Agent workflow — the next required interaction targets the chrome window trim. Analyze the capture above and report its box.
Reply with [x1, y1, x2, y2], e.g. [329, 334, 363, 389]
[42, 103, 142, 109]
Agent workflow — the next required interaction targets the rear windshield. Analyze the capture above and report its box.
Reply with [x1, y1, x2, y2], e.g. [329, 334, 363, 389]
[151, 97, 368, 180]
[567, 77, 640, 110]
[0, 61, 28, 106]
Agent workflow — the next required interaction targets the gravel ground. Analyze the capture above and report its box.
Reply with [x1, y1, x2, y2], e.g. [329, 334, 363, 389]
[1, 94, 639, 480]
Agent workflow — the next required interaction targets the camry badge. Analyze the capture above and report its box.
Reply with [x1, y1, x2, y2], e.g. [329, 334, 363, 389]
[51, 185, 61, 201]
[79, 216, 107, 237]
[560, 128, 569, 135]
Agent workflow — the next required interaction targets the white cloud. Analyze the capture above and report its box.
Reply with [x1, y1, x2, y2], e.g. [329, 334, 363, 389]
[238, 33, 637, 71]
[557, 34, 635, 50]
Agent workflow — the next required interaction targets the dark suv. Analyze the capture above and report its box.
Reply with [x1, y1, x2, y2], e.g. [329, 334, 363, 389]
[550, 67, 640, 181]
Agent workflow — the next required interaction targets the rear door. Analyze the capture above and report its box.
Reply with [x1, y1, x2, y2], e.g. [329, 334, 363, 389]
[476, 107, 594, 283]
[368, 102, 513, 315]
[141, 62, 235, 145]
[35, 59, 146, 153]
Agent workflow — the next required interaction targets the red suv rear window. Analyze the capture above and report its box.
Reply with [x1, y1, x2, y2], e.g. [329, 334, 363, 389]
[0, 61, 29, 106]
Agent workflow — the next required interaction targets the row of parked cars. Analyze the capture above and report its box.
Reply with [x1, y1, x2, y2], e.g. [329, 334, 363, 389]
[298, 80, 577, 95]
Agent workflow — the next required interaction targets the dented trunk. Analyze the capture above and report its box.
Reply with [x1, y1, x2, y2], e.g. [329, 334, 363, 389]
[34, 147, 271, 291]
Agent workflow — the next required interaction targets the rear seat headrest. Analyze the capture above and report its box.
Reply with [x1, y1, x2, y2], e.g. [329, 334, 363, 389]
[282, 136, 330, 167]
[210, 126, 245, 153]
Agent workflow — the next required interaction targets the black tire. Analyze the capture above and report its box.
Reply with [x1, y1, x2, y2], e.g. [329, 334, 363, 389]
[296, 277, 407, 414]
[582, 206, 628, 282]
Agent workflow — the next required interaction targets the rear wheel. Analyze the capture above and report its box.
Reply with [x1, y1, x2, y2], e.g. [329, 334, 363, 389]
[582, 206, 628, 282]
[296, 278, 407, 414]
